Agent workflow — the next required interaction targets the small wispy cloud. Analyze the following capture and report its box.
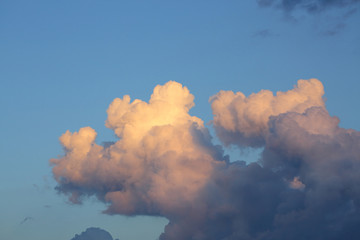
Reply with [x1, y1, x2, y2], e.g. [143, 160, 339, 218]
[322, 22, 346, 36]
[252, 29, 279, 38]
[20, 217, 33, 225]
[257, 0, 360, 13]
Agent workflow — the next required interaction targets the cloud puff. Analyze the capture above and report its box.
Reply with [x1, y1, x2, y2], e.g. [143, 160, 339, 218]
[71, 227, 117, 240]
[51, 79, 360, 239]
[210, 79, 324, 147]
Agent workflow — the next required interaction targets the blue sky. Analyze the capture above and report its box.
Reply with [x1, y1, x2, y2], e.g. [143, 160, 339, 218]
[1, 1, 360, 239]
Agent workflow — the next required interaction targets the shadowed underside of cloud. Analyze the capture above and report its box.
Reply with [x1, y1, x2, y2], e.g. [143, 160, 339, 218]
[51, 79, 360, 240]
[71, 227, 117, 240]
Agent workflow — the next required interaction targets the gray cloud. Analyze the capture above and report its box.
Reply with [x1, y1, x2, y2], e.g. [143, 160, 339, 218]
[20, 217, 33, 225]
[71, 227, 118, 240]
[257, 0, 360, 13]
[257, 0, 360, 35]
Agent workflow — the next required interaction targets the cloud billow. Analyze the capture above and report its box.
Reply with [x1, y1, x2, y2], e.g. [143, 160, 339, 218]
[51, 79, 360, 239]
[210, 79, 324, 147]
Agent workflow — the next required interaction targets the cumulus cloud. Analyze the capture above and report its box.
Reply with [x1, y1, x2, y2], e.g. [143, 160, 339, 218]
[210, 79, 324, 147]
[71, 227, 117, 240]
[51, 81, 226, 217]
[51, 79, 360, 239]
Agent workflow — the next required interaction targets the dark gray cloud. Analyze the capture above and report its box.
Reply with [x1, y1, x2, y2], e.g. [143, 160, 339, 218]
[71, 227, 118, 240]
[51, 80, 360, 240]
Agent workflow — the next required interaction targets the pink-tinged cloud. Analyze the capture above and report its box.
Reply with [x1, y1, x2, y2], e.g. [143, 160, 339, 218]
[210, 79, 324, 147]
[52, 79, 360, 240]
[51, 81, 226, 216]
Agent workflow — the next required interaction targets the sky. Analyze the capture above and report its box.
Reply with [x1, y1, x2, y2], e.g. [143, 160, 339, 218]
[1, 1, 360, 240]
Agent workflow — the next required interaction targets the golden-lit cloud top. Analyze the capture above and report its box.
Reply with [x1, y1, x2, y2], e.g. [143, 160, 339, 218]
[51, 81, 224, 216]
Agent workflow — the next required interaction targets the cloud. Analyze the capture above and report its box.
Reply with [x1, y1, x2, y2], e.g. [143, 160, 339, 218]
[51, 79, 360, 239]
[71, 227, 117, 240]
[20, 217, 33, 225]
[257, 0, 360, 13]
[208, 80, 360, 239]
[322, 22, 346, 36]
[255, 106, 360, 239]
[257, 0, 360, 35]
[50, 81, 226, 217]
[252, 29, 279, 38]
[289, 176, 305, 190]
[210, 79, 324, 147]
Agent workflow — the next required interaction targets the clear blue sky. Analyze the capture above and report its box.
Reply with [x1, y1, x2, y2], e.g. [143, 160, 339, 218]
[1, 1, 359, 239]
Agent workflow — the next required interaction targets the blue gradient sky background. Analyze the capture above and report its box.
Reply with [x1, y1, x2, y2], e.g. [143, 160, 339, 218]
[1, 1, 359, 239]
